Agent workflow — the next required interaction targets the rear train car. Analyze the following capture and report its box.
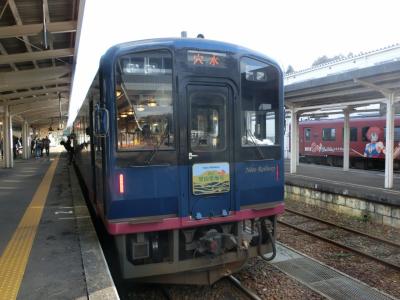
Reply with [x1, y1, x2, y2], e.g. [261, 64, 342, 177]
[72, 38, 285, 284]
[299, 116, 400, 169]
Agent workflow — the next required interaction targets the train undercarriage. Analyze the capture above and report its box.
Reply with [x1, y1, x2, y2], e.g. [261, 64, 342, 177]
[300, 155, 400, 170]
[114, 216, 277, 285]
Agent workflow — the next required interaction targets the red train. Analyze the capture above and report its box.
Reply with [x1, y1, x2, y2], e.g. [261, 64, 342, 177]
[298, 116, 400, 169]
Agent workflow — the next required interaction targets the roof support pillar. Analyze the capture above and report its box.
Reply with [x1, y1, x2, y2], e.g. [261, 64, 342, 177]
[290, 109, 299, 173]
[343, 108, 350, 171]
[384, 93, 395, 189]
[22, 121, 30, 159]
[3, 105, 13, 168]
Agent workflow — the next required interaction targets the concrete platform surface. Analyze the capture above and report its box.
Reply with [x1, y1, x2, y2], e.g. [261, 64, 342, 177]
[285, 160, 400, 207]
[0, 154, 118, 300]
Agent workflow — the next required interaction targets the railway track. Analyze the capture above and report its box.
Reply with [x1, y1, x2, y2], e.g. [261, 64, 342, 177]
[278, 208, 400, 271]
[227, 275, 262, 300]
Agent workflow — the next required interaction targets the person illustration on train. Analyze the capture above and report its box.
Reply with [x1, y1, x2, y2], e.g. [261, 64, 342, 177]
[394, 141, 400, 160]
[363, 127, 385, 158]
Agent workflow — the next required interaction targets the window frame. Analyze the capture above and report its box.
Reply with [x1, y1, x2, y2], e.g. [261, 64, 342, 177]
[322, 127, 336, 141]
[113, 48, 176, 153]
[239, 56, 281, 148]
[189, 89, 228, 152]
[304, 128, 311, 141]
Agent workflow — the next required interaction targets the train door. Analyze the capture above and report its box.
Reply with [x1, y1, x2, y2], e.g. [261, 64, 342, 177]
[303, 127, 311, 154]
[185, 84, 233, 219]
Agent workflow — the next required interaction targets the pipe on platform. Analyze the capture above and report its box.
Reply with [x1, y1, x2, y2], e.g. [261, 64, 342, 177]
[22, 121, 30, 160]
[343, 108, 350, 171]
[290, 109, 298, 174]
[3, 105, 13, 168]
[384, 93, 395, 189]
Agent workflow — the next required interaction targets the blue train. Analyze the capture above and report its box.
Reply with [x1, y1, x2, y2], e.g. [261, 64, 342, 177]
[72, 37, 285, 284]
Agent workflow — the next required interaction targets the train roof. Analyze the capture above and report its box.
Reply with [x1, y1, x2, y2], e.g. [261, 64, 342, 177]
[100, 37, 281, 70]
[299, 116, 399, 125]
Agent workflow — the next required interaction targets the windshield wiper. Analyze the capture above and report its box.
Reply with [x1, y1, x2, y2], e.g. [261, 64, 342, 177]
[144, 130, 169, 165]
[247, 129, 265, 159]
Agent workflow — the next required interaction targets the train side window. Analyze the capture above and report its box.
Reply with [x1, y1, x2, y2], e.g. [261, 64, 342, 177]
[350, 127, 357, 141]
[240, 57, 279, 147]
[322, 128, 336, 141]
[383, 126, 400, 141]
[304, 128, 311, 141]
[115, 50, 174, 151]
[362, 127, 370, 142]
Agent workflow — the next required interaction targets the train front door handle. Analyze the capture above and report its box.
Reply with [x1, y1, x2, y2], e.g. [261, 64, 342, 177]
[189, 152, 199, 160]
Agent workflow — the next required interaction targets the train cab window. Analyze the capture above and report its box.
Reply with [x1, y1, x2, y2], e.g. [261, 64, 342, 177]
[190, 93, 226, 151]
[240, 58, 279, 147]
[322, 128, 336, 141]
[304, 128, 311, 141]
[115, 50, 173, 151]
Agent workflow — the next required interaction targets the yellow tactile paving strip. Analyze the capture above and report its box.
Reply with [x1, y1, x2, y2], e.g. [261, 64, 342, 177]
[0, 157, 59, 300]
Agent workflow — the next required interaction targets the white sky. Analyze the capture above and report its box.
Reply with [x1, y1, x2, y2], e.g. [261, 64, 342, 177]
[67, 0, 400, 126]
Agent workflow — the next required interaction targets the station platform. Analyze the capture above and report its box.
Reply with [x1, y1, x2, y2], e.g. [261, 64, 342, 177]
[284, 160, 400, 207]
[0, 153, 118, 300]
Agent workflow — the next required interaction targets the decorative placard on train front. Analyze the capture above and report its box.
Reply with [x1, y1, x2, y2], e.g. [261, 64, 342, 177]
[192, 163, 230, 195]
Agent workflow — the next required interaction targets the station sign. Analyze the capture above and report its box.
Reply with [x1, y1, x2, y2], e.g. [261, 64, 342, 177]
[187, 50, 227, 68]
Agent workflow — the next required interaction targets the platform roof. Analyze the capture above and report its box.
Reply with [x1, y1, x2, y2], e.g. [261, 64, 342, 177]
[0, 0, 79, 129]
[285, 60, 400, 111]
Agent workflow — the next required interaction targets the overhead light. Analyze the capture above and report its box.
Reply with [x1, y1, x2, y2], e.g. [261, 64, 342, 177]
[137, 105, 145, 112]
[116, 90, 122, 97]
[127, 110, 134, 115]
[120, 113, 127, 118]
[147, 98, 157, 107]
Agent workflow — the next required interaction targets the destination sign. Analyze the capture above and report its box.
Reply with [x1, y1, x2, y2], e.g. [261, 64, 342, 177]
[187, 50, 227, 68]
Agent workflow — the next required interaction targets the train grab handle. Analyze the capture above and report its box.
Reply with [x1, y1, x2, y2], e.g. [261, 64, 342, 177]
[94, 104, 110, 137]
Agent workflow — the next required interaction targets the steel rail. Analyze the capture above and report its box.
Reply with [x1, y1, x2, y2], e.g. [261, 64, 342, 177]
[278, 219, 400, 272]
[228, 275, 262, 300]
[285, 208, 400, 248]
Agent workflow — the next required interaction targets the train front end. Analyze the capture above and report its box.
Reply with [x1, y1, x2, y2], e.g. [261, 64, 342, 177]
[101, 39, 284, 284]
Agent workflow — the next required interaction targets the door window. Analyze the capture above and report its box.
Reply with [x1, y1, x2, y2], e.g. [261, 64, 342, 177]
[190, 91, 226, 151]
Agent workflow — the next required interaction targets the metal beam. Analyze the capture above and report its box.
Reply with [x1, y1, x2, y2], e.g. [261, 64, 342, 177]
[286, 72, 400, 98]
[8, 0, 39, 68]
[20, 104, 68, 118]
[11, 99, 68, 115]
[286, 82, 399, 103]
[1, 86, 70, 101]
[0, 66, 71, 91]
[0, 78, 70, 93]
[0, 43, 18, 71]
[26, 112, 68, 124]
[354, 79, 393, 97]
[294, 98, 386, 112]
[0, 21, 77, 39]
[4, 95, 69, 106]
[0, 48, 74, 65]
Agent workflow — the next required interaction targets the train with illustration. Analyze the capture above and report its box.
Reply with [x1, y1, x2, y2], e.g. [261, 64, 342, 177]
[71, 37, 285, 284]
[298, 116, 400, 169]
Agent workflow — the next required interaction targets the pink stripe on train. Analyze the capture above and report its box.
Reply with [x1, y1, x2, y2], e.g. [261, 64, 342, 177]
[105, 203, 285, 235]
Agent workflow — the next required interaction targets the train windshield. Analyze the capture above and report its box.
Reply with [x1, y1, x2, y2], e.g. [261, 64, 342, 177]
[115, 50, 174, 151]
[240, 57, 279, 147]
